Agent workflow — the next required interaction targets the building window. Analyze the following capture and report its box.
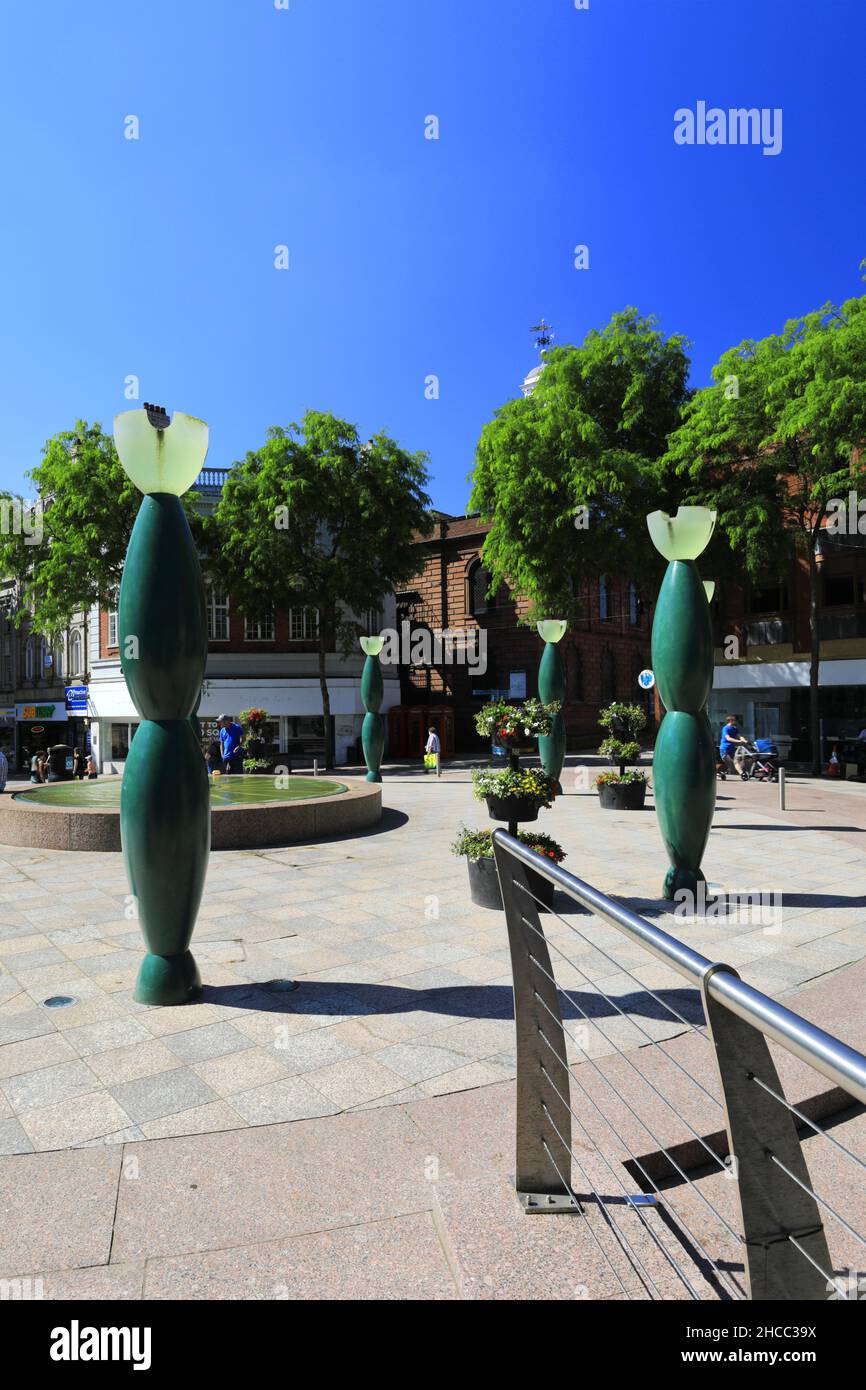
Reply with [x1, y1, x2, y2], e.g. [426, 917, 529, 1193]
[206, 587, 230, 641]
[628, 583, 639, 626]
[110, 722, 135, 760]
[362, 608, 382, 636]
[599, 577, 612, 622]
[288, 608, 319, 641]
[107, 608, 118, 648]
[54, 640, 63, 679]
[69, 631, 83, 676]
[24, 638, 33, 681]
[570, 649, 583, 701]
[750, 581, 788, 613]
[602, 649, 616, 702]
[41, 637, 52, 677]
[469, 562, 496, 615]
[244, 613, 275, 642]
[1, 637, 11, 688]
[823, 573, 856, 607]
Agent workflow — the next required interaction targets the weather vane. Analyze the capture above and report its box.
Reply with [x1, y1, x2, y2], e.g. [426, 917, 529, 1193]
[530, 319, 554, 356]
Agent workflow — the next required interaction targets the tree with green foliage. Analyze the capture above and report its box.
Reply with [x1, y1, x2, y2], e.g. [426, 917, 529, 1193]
[210, 410, 431, 767]
[468, 308, 691, 622]
[0, 422, 140, 635]
[666, 288, 866, 774]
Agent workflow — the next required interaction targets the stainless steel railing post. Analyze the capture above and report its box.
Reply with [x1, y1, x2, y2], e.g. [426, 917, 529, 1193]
[699, 963, 832, 1300]
[493, 835, 578, 1213]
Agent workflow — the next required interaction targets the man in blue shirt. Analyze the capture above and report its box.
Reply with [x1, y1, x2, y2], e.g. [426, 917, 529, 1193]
[719, 714, 748, 774]
[219, 714, 244, 774]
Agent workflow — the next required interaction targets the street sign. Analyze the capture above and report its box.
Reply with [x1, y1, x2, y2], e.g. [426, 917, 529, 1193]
[65, 686, 88, 712]
[638, 669, 655, 691]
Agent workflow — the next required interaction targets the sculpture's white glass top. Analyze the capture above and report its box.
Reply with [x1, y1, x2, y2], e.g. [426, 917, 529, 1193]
[360, 636, 385, 656]
[536, 619, 567, 644]
[114, 410, 209, 496]
[646, 507, 716, 561]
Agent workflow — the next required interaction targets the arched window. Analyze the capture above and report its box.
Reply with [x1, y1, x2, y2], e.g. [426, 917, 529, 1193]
[69, 630, 83, 677]
[40, 637, 51, 677]
[628, 582, 639, 626]
[24, 638, 33, 681]
[599, 576, 611, 622]
[54, 639, 64, 679]
[469, 561, 496, 615]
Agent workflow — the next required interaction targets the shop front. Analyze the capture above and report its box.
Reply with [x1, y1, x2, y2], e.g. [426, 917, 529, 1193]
[14, 701, 76, 774]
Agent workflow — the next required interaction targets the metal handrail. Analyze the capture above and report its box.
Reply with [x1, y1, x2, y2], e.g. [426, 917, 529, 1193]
[496, 832, 866, 1107]
[492, 829, 866, 1301]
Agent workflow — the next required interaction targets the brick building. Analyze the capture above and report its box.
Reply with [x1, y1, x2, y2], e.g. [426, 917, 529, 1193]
[392, 513, 656, 755]
[711, 525, 866, 763]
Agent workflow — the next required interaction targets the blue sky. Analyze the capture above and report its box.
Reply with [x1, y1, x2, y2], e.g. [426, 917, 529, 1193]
[0, 0, 863, 513]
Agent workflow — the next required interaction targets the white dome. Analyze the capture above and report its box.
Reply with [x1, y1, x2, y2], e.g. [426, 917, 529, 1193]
[521, 363, 545, 397]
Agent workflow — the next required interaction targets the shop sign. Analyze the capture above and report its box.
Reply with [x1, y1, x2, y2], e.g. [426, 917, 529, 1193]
[16, 702, 68, 722]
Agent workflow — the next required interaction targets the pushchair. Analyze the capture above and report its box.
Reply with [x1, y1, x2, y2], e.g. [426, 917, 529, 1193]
[738, 738, 779, 782]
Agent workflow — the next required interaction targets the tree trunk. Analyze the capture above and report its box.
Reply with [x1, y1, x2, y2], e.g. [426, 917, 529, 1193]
[317, 636, 334, 769]
[808, 546, 821, 777]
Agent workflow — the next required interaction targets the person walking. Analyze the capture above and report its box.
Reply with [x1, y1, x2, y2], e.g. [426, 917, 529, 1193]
[425, 725, 441, 778]
[219, 714, 244, 775]
[719, 714, 749, 776]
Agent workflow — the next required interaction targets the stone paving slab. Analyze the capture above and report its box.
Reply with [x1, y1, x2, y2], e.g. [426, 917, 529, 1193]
[0, 768, 863, 1151]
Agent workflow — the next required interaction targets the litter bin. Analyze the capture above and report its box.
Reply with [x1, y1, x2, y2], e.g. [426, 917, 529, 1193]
[46, 743, 75, 782]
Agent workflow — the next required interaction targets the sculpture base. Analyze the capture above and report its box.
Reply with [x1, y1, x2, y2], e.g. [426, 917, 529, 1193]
[663, 865, 706, 903]
[134, 950, 202, 1006]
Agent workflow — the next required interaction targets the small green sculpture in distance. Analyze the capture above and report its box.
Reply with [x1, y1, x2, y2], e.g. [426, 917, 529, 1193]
[360, 635, 385, 782]
[536, 619, 567, 792]
[647, 507, 717, 901]
[115, 404, 211, 1005]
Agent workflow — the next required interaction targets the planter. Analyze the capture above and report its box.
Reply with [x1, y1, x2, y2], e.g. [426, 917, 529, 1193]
[486, 794, 540, 823]
[597, 780, 648, 811]
[466, 855, 555, 911]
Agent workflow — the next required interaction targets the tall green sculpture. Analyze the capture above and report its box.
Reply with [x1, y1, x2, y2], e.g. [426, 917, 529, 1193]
[536, 619, 567, 792]
[114, 405, 210, 1004]
[647, 508, 717, 901]
[359, 635, 385, 782]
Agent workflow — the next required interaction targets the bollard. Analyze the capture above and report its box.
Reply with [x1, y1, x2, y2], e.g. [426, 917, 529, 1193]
[436, 752, 441, 778]
[313, 759, 318, 777]
[779, 766, 786, 810]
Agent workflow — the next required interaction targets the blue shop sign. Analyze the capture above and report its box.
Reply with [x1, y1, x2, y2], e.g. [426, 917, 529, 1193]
[65, 685, 88, 712]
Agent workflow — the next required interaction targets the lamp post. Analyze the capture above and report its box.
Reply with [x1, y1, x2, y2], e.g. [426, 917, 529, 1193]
[536, 619, 567, 792]
[647, 507, 717, 901]
[114, 405, 210, 1005]
[360, 635, 385, 783]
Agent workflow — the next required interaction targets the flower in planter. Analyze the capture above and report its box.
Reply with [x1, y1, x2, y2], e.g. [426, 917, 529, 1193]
[475, 697, 561, 742]
[597, 701, 647, 779]
[470, 766, 558, 806]
[595, 769, 649, 787]
[451, 825, 565, 863]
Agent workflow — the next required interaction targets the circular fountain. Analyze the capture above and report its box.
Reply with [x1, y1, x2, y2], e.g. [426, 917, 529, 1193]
[1, 774, 381, 851]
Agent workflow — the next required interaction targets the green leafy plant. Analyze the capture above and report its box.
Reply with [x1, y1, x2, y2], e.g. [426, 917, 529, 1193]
[474, 697, 560, 741]
[598, 701, 647, 779]
[451, 826, 565, 863]
[471, 766, 557, 806]
[595, 769, 648, 786]
[242, 757, 270, 775]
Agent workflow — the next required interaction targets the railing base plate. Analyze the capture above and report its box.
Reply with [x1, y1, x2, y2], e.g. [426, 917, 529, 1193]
[519, 1191, 582, 1215]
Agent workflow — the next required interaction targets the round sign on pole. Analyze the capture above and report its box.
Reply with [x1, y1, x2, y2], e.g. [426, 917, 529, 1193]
[638, 669, 655, 691]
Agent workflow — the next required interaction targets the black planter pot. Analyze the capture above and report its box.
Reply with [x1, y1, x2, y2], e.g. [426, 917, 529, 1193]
[485, 795, 540, 823]
[466, 855, 556, 911]
[597, 779, 648, 811]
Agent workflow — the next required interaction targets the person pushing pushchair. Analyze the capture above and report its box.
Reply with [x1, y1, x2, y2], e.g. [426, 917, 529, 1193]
[718, 714, 749, 779]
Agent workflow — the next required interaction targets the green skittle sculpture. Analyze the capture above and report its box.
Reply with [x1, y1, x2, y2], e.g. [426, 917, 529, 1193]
[114, 405, 210, 1004]
[536, 620, 567, 792]
[647, 507, 717, 901]
[359, 635, 385, 782]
